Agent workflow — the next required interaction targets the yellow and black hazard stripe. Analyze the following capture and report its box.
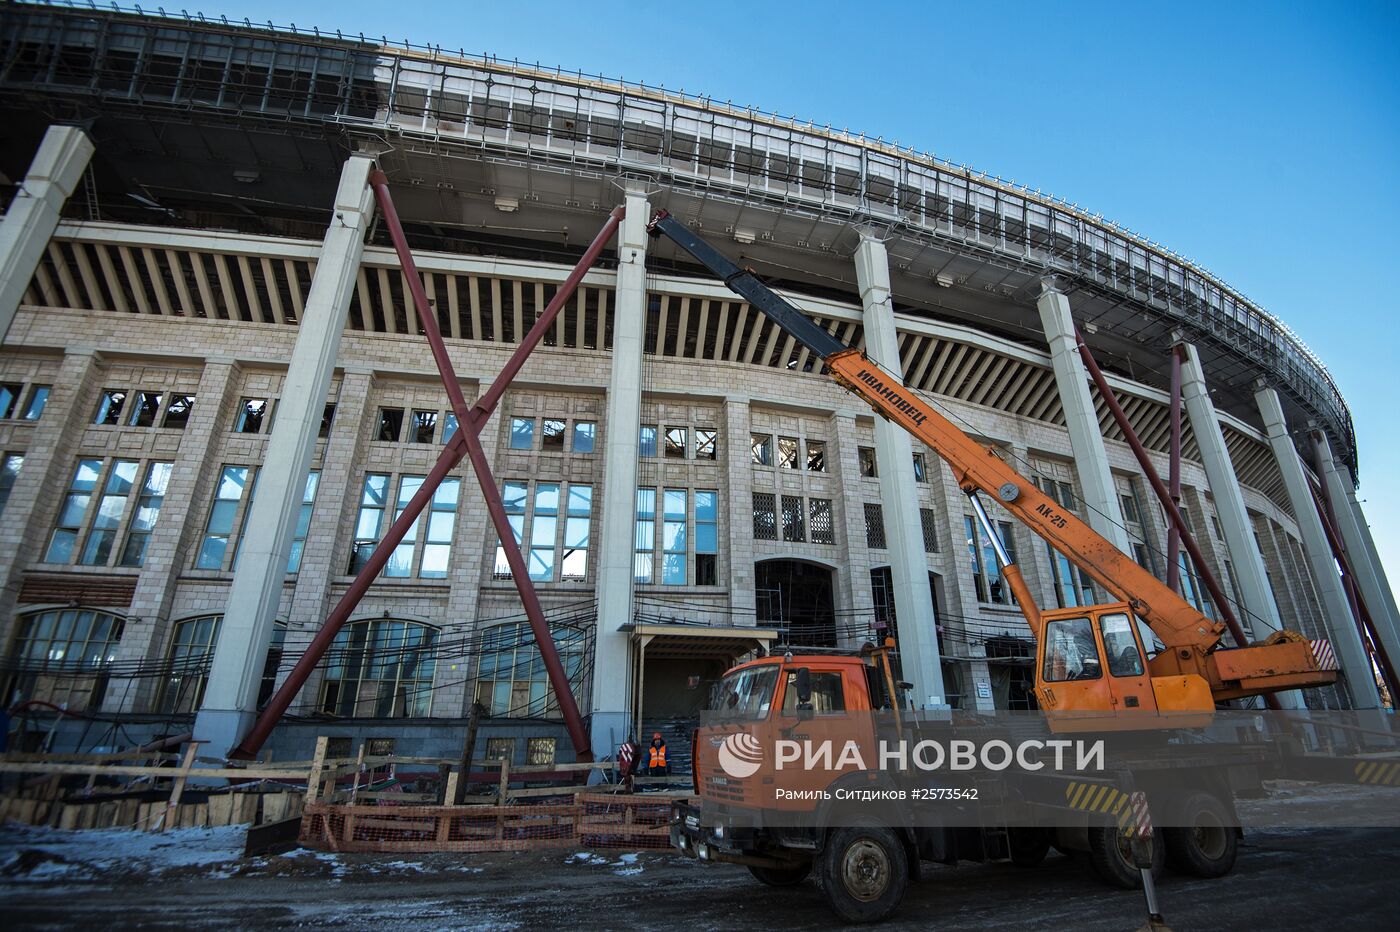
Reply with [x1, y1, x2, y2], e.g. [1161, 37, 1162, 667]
[1354, 761, 1400, 785]
[1064, 781, 1139, 834]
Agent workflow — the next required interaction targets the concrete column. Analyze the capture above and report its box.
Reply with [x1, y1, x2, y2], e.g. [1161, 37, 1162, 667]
[1179, 343, 1284, 639]
[1035, 282, 1130, 552]
[0, 126, 95, 342]
[1319, 443, 1400, 686]
[278, 368, 377, 710]
[107, 359, 241, 713]
[854, 234, 945, 709]
[194, 155, 376, 754]
[1255, 386, 1380, 709]
[591, 190, 648, 757]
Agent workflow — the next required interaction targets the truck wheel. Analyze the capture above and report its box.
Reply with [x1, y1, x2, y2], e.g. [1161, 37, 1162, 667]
[747, 863, 812, 886]
[1165, 793, 1237, 878]
[1008, 828, 1051, 867]
[1087, 825, 1165, 889]
[818, 823, 909, 923]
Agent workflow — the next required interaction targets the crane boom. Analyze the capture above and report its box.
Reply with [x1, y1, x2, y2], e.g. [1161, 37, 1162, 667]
[647, 210, 1337, 704]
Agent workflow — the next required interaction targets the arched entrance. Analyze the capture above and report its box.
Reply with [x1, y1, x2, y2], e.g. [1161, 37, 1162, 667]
[756, 559, 836, 647]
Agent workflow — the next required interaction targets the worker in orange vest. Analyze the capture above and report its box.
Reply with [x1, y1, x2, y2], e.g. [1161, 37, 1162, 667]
[645, 732, 669, 776]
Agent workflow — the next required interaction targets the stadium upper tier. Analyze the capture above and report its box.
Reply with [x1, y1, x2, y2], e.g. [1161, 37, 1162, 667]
[0, 2, 1355, 470]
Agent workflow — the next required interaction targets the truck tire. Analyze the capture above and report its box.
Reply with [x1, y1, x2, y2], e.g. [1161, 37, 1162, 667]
[747, 863, 812, 886]
[1165, 792, 1238, 878]
[817, 823, 909, 923]
[1087, 825, 1165, 889]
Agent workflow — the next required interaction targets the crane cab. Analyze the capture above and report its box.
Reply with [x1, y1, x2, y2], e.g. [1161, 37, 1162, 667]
[1034, 602, 1214, 729]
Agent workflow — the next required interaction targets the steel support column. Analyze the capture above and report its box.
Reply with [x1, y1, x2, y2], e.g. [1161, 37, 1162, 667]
[231, 198, 624, 761]
[1167, 346, 1183, 592]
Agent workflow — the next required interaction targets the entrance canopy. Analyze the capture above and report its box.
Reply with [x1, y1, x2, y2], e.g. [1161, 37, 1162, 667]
[628, 623, 780, 661]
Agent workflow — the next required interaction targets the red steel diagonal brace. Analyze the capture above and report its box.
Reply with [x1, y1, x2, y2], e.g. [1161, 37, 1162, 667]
[231, 184, 623, 761]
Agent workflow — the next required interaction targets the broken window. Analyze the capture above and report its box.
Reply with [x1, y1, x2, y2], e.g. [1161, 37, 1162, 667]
[805, 440, 827, 472]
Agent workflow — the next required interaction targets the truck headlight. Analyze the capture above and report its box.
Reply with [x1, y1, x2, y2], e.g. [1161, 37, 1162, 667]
[714, 823, 725, 839]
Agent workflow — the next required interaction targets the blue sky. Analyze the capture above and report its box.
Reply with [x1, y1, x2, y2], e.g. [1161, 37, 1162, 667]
[212, 0, 1399, 578]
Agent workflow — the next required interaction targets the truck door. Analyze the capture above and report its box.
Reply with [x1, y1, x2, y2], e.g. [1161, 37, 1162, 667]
[1095, 611, 1156, 714]
[1037, 616, 1110, 713]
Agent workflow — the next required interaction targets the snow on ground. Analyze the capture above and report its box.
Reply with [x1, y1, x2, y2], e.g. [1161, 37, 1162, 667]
[1, 823, 248, 882]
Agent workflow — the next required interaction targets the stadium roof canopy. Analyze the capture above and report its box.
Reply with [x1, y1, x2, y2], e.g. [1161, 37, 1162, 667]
[0, 2, 1354, 470]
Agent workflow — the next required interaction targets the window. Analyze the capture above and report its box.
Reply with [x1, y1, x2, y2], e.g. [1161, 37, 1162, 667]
[1100, 614, 1145, 677]
[635, 488, 656, 582]
[376, 407, 404, 442]
[410, 409, 438, 443]
[966, 516, 1016, 605]
[859, 446, 878, 477]
[695, 429, 717, 460]
[530, 482, 560, 581]
[0, 383, 19, 419]
[95, 389, 127, 425]
[1118, 480, 1157, 575]
[158, 615, 217, 713]
[810, 498, 835, 544]
[1177, 551, 1215, 617]
[317, 618, 438, 718]
[1042, 617, 1101, 682]
[502, 416, 531, 449]
[781, 495, 806, 542]
[319, 403, 336, 439]
[805, 440, 826, 472]
[347, 473, 389, 574]
[44, 459, 102, 564]
[474, 621, 587, 717]
[421, 480, 458, 578]
[495, 481, 528, 579]
[285, 471, 320, 574]
[1119, 492, 1140, 525]
[751, 432, 772, 466]
[119, 462, 173, 567]
[639, 424, 658, 457]
[385, 475, 460, 578]
[162, 394, 194, 429]
[920, 507, 939, 553]
[21, 385, 49, 420]
[79, 460, 138, 565]
[782, 670, 845, 713]
[695, 490, 718, 585]
[573, 421, 596, 453]
[662, 489, 687, 584]
[0, 453, 23, 518]
[777, 436, 799, 469]
[665, 426, 688, 458]
[197, 466, 255, 570]
[527, 737, 557, 766]
[865, 503, 886, 549]
[562, 485, 592, 580]
[127, 391, 162, 428]
[3, 608, 124, 712]
[1046, 544, 1098, 608]
[46, 456, 169, 562]
[236, 398, 269, 433]
[912, 452, 927, 482]
[542, 418, 566, 451]
[753, 492, 777, 540]
[485, 738, 515, 761]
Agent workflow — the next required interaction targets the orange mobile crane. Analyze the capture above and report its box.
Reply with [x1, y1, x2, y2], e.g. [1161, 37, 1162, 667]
[648, 211, 1349, 922]
[647, 210, 1337, 721]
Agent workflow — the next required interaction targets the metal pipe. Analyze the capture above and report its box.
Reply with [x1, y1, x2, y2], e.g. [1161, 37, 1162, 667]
[966, 491, 1042, 639]
[230, 201, 625, 761]
[1072, 331, 1253, 653]
[1167, 345, 1183, 591]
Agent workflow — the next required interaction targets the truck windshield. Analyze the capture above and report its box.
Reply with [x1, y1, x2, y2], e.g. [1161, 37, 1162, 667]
[709, 665, 779, 720]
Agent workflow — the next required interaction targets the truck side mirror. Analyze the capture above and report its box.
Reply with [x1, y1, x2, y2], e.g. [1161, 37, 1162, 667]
[795, 668, 812, 704]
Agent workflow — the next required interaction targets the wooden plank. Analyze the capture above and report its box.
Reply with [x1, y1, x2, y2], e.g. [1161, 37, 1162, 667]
[306, 736, 330, 804]
[159, 743, 201, 832]
[0, 763, 310, 781]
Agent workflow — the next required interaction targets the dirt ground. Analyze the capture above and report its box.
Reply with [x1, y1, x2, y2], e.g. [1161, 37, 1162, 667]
[1, 819, 1397, 931]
